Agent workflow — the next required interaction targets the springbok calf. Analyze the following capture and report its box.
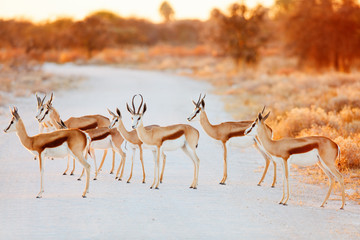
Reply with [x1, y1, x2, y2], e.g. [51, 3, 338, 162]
[188, 94, 276, 186]
[4, 107, 91, 198]
[57, 120, 126, 181]
[129, 95, 200, 189]
[108, 108, 167, 183]
[36, 93, 116, 176]
[245, 111, 345, 209]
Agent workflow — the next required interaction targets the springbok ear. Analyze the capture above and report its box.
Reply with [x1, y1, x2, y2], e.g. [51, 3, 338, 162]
[36, 93, 41, 107]
[48, 92, 54, 104]
[107, 108, 116, 117]
[192, 100, 197, 106]
[261, 105, 266, 114]
[116, 108, 121, 118]
[258, 112, 263, 121]
[201, 99, 205, 109]
[142, 103, 147, 114]
[126, 103, 133, 114]
[263, 111, 271, 121]
[12, 107, 20, 120]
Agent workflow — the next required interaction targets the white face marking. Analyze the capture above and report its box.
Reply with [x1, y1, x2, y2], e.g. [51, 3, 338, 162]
[187, 107, 201, 122]
[4, 117, 17, 133]
[131, 115, 141, 129]
[109, 117, 119, 129]
[35, 105, 46, 121]
[245, 121, 258, 137]
[36, 106, 51, 123]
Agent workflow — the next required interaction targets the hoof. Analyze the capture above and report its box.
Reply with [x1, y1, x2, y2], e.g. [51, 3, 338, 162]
[257, 183, 261, 186]
[110, 172, 113, 174]
[340, 207, 344, 210]
[189, 186, 193, 189]
[150, 187, 153, 189]
[155, 187, 159, 189]
[282, 203, 288, 206]
[118, 178, 122, 181]
[82, 195, 87, 198]
[320, 205, 325, 208]
[193, 187, 197, 189]
[271, 186, 275, 188]
[63, 173, 67, 175]
[70, 173, 74, 176]
[115, 177, 118, 180]
[77, 178, 81, 181]
[219, 182, 226, 185]
[93, 178, 97, 181]
[278, 202, 283, 205]
[51, 158, 54, 160]
[127, 181, 130, 184]
[36, 196, 42, 199]
[142, 181, 146, 184]
[160, 181, 162, 184]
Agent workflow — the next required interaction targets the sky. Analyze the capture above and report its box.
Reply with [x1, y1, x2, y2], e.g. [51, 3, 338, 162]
[0, 0, 274, 22]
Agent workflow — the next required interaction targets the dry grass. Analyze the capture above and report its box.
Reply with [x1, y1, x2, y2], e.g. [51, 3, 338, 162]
[0, 58, 84, 107]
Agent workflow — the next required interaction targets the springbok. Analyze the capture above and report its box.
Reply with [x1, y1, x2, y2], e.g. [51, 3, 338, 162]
[245, 111, 345, 209]
[57, 120, 126, 181]
[108, 108, 167, 184]
[129, 94, 200, 189]
[187, 94, 276, 186]
[36, 93, 116, 176]
[4, 107, 91, 198]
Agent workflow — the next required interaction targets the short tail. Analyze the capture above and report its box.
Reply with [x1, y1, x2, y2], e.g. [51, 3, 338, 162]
[84, 132, 92, 160]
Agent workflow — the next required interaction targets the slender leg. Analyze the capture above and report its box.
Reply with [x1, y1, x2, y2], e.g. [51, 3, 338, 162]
[36, 153, 44, 198]
[118, 151, 126, 181]
[91, 149, 98, 180]
[317, 161, 334, 208]
[150, 150, 157, 189]
[220, 141, 227, 185]
[115, 157, 124, 180]
[73, 152, 91, 198]
[127, 148, 135, 183]
[160, 151, 166, 184]
[283, 160, 290, 205]
[110, 150, 115, 174]
[192, 148, 200, 189]
[271, 160, 277, 188]
[63, 156, 70, 175]
[181, 145, 196, 189]
[139, 146, 146, 183]
[279, 160, 286, 204]
[78, 168, 85, 181]
[254, 142, 270, 186]
[97, 149, 108, 172]
[155, 147, 161, 189]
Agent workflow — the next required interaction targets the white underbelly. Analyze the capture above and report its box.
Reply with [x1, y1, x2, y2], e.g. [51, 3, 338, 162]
[288, 149, 319, 167]
[228, 135, 254, 148]
[91, 136, 112, 150]
[42, 142, 70, 158]
[161, 135, 186, 151]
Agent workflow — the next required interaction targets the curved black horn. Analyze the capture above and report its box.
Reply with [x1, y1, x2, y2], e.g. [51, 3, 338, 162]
[137, 94, 144, 114]
[131, 95, 136, 113]
[261, 105, 266, 114]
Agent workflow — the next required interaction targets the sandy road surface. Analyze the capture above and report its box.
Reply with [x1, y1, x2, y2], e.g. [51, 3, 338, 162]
[0, 63, 359, 239]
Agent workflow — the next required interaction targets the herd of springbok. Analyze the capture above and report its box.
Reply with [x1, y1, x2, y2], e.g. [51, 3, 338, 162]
[3, 93, 345, 209]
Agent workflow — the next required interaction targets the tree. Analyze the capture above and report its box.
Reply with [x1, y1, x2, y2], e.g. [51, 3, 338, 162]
[284, 0, 360, 72]
[206, 4, 268, 67]
[159, 1, 175, 22]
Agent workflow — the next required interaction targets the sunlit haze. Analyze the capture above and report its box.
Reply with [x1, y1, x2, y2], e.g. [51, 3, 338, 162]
[0, 0, 274, 22]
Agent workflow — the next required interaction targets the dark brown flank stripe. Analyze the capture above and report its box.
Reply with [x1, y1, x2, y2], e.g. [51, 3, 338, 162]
[288, 143, 319, 155]
[92, 132, 110, 141]
[77, 122, 98, 131]
[227, 129, 246, 139]
[42, 137, 68, 149]
[161, 130, 184, 144]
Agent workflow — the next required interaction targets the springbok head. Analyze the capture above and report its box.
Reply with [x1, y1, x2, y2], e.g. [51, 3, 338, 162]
[245, 106, 270, 137]
[4, 107, 20, 133]
[108, 108, 122, 129]
[187, 93, 206, 121]
[127, 94, 147, 129]
[36, 92, 53, 123]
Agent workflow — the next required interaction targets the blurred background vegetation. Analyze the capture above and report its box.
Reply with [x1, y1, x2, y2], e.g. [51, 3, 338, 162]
[0, 0, 359, 201]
